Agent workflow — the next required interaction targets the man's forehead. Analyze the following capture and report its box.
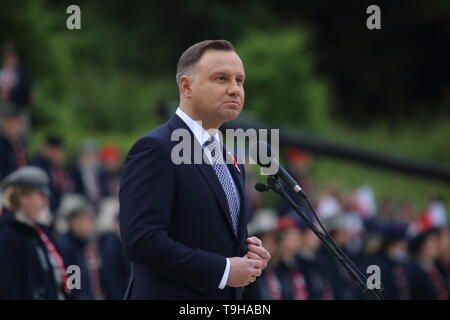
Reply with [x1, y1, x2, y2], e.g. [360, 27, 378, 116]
[196, 50, 244, 74]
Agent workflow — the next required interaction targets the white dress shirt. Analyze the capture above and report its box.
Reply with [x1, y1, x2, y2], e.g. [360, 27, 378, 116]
[175, 107, 232, 290]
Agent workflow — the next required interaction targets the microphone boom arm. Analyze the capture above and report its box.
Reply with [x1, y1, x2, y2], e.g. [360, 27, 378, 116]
[258, 175, 384, 300]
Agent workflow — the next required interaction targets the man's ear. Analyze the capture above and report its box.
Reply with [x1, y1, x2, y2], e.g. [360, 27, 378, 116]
[180, 75, 193, 98]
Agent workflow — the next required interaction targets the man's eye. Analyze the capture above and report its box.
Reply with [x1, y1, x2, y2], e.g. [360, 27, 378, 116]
[216, 76, 226, 81]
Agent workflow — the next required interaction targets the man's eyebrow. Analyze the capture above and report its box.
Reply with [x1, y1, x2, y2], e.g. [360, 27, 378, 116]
[210, 70, 246, 78]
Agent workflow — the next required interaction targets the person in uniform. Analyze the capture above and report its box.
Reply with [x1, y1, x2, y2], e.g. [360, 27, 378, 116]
[317, 214, 358, 300]
[369, 222, 411, 300]
[0, 166, 68, 299]
[98, 213, 131, 300]
[243, 209, 282, 300]
[0, 101, 26, 180]
[273, 216, 310, 300]
[295, 219, 334, 300]
[407, 226, 448, 300]
[57, 198, 101, 300]
[30, 136, 68, 215]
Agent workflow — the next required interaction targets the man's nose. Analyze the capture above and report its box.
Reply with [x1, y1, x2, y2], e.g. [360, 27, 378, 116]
[227, 81, 241, 96]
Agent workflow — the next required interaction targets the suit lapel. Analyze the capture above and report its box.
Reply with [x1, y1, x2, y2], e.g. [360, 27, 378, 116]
[168, 114, 238, 240]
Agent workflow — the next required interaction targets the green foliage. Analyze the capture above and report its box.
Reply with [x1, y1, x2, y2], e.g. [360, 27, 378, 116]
[67, 70, 176, 133]
[311, 157, 450, 211]
[237, 29, 330, 132]
[2, 0, 449, 213]
[306, 118, 450, 209]
[325, 119, 450, 165]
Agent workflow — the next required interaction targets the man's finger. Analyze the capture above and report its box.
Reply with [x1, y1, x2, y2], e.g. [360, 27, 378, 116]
[251, 268, 262, 277]
[246, 251, 260, 261]
[249, 268, 260, 278]
[250, 258, 264, 270]
[246, 237, 262, 246]
[247, 250, 270, 268]
[248, 244, 270, 260]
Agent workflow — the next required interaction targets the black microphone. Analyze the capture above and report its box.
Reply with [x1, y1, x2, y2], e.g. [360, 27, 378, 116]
[255, 182, 270, 192]
[250, 142, 307, 199]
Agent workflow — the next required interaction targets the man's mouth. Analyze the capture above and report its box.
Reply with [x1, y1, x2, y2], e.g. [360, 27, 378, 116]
[224, 101, 240, 107]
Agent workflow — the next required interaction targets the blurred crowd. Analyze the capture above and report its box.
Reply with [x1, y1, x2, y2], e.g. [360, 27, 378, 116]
[1, 43, 449, 300]
[0, 43, 127, 300]
[0, 131, 127, 300]
[242, 149, 450, 300]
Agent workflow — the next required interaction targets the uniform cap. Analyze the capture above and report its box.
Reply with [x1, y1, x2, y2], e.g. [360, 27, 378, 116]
[0, 166, 50, 196]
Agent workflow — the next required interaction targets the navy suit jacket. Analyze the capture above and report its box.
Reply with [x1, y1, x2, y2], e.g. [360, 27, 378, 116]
[119, 114, 249, 300]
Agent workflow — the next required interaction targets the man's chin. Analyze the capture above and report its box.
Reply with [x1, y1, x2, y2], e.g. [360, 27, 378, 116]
[222, 109, 241, 122]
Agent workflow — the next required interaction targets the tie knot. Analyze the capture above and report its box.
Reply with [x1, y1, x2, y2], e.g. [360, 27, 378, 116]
[203, 136, 221, 162]
[203, 136, 216, 148]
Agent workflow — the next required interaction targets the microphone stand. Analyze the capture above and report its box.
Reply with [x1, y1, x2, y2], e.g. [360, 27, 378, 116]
[257, 175, 384, 300]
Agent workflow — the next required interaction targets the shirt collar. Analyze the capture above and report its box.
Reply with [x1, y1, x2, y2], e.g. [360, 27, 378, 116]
[14, 211, 35, 227]
[176, 107, 220, 146]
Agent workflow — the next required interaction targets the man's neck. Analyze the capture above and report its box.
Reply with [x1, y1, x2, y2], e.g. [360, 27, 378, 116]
[179, 105, 221, 131]
[14, 210, 36, 227]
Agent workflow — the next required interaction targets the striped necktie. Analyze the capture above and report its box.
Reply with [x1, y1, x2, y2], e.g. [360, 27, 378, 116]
[203, 136, 240, 234]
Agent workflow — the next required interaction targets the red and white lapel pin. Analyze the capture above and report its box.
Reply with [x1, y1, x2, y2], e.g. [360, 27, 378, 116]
[228, 151, 242, 174]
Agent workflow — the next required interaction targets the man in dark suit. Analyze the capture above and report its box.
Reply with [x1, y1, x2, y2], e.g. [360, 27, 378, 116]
[119, 40, 270, 300]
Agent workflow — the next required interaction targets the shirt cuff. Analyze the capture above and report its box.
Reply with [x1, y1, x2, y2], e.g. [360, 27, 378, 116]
[218, 258, 230, 289]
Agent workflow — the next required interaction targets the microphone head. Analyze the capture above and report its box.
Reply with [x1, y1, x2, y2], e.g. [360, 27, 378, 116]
[250, 141, 275, 168]
[255, 182, 269, 192]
